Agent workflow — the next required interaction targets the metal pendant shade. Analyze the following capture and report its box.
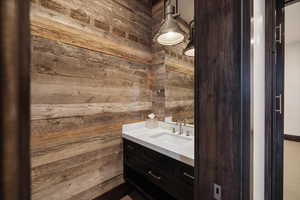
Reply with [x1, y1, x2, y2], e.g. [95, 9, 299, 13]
[183, 20, 195, 57]
[155, 0, 185, 46]
[183, 40, 195, 56]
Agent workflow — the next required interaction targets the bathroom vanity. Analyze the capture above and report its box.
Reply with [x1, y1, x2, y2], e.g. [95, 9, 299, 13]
[123, 122, 194, 200]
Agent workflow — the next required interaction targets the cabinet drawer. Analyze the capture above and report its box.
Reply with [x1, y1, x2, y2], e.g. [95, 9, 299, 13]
[176, 163, 195, 186]
[172, 163, 194, 200]
[145, 167, 173, 192]
[124, 140, 174, 176]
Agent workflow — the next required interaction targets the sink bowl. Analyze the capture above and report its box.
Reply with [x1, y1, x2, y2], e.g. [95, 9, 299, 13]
[149, 132, 192, 145]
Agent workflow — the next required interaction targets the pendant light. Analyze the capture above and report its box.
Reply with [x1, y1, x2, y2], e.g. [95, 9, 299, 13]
[154, 0, 185, 46]
[183, 20, 195, 57]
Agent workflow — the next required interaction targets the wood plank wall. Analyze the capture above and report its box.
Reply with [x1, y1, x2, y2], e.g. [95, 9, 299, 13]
[151, 0, 194, 123]
[30, 0, 152, 199]
[30, 0, 194, 199]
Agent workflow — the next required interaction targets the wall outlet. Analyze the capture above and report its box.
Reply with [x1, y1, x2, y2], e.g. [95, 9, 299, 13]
[213, 183, 222, 200]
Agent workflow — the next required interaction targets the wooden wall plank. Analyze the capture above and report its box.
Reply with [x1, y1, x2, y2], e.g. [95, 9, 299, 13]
[31, 111, 149, 137]
[32, 144, 121, 179]
[31, 103, 152, 120]
[68, 175, 124, 200]
[31, 121, 137, 149]
[31, 135, 121, 167]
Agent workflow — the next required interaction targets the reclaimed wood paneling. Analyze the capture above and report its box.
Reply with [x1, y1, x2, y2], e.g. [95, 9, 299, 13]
[30, 1, 152, 199]
[30, 36, 151, 200]
[30, 0, 152, 65]
[30, 36, 151, 199]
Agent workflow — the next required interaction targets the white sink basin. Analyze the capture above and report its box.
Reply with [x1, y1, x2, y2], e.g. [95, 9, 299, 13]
[149, 132, 192, 145]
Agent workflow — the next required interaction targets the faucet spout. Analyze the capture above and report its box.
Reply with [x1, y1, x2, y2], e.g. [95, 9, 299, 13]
[179, 121, 183, 135]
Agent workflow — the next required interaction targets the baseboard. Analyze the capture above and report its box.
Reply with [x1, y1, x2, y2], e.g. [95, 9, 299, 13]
[284, 134, 300, 142]
[93, 183, 132, 200]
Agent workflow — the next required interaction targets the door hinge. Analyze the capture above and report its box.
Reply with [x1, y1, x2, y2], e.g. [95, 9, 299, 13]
[275, 24, 282, 44]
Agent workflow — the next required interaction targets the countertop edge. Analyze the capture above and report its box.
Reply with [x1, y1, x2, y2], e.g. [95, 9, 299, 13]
[122, 133, 194, 167]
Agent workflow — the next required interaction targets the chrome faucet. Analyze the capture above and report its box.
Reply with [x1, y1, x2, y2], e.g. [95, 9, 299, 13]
[176, 120, 185, 135]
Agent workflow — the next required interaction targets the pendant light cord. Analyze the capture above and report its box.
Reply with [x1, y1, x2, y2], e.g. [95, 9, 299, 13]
[164, 0, 179, 18]
[189, 20, 195, 40]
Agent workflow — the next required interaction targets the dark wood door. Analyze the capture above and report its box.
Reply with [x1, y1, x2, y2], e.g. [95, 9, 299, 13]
[194, 0, 251, 199]
[0, 0, 31, 199]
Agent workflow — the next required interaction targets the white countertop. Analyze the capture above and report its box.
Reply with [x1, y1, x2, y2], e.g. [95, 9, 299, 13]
[122, 122, 194, 167]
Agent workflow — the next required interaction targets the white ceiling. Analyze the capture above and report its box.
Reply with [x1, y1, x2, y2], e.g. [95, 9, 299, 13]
[177, 0, 194, 23]
[285, 2, 300, 44]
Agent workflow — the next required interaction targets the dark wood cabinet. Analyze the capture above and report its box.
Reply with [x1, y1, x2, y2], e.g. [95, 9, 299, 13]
[123, 139, 194, 200]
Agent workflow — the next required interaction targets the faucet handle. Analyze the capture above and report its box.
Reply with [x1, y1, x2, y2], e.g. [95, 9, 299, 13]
[172, 127, 176, 133]
[186, 130, 190, 136]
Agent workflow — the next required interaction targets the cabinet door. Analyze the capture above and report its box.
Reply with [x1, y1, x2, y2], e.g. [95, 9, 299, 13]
[176, 163, 194, 186]
[124, 140, 149, 175]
